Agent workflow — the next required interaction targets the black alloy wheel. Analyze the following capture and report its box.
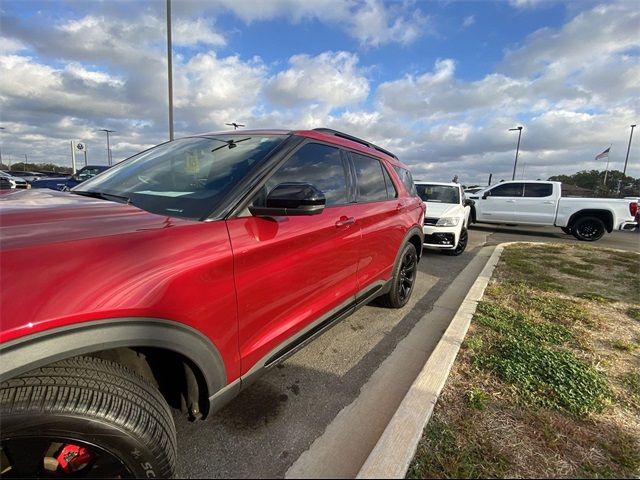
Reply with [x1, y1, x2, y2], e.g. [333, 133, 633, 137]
[0, 356, 177, 479]
[561, 226, 572, 235]
[572, 216, 606, 242]
[379, 242, 418, 308]
[397, 248, 418, 303]
[1, 437, 133, 478]
[444, 227, 468, 256]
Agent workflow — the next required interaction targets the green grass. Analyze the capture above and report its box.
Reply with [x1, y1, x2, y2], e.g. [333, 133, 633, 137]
[620, 372, 640, 401]
[626, 307, 640, 321]
[579, 256, 614, 267]
[558, 264, 596, 279]
[499, 249, 562, 291]
[472, 300, 609, 416]
[575, 292, 616, 304]
[465, 387, 490, 410]
[463, 334, 484, 352]
[599, 431, 640, 473]
[407, 417, 511, 479]
[475, 302, 573, 346]
[523, 294, 588, 324]
[409, 244, 639, 479]
[611, 339, 638, 352]
[476, 337, 610, 416]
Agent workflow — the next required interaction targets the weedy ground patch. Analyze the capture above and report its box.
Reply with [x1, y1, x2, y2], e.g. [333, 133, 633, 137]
[408, 243, 640, 479]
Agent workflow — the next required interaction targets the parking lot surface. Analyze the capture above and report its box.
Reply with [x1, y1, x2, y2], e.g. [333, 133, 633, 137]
[175, 226, 638, 478]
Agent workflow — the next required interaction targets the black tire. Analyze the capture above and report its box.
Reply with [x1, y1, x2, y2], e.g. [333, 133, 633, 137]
[561, 226, 572, 235]
[379, 242, 418, 308]
[571, 216, 606, 242]
[444, 227, 468, 256]
[0, 356, 177, 478]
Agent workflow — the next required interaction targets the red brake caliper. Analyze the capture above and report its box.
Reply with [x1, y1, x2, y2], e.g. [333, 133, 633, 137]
[57, 444, 94, 473]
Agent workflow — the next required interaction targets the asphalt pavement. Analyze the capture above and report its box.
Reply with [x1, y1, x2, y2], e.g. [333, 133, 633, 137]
[175, 225, 638, 478]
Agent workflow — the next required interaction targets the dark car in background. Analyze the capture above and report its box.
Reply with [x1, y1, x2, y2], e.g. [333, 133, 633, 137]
[30, 165, 111, 191]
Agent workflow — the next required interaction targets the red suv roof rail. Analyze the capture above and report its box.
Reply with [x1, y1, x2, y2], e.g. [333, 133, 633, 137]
[313, 128, 398, 160]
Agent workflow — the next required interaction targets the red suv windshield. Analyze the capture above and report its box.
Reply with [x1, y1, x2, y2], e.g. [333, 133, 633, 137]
[74, 135, 286, 220]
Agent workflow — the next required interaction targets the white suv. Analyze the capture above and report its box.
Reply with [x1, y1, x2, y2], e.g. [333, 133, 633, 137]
[415, 181, 472, 255]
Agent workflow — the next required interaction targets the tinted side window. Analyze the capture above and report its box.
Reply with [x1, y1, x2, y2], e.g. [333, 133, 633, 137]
[523, 183, 553, 197]
[393, 166, 417, 196]
[266, 143, 348, 206]
[352, 153, 389, 203]
[488, 183, 524, 197]
[381, 165, 398, 198]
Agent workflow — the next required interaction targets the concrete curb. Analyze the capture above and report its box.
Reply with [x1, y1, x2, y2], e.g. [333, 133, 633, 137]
[356, 242, 513, 479]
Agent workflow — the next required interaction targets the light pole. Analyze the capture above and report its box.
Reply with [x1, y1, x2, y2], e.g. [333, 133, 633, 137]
[99, 129, 115, 166]
[0, 127, 4, 167]
[622, 124, 636, 178]
[166, 0, 174, 141]
[509, 126, 523, 181]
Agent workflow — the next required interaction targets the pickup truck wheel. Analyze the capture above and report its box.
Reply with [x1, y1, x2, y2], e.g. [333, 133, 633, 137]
[572, 216, 605, 242]
[379, 242, 418, 308]
[561, 227, 572, 235]
[444, 227, 468, 256]
[0, 356, 177, 479]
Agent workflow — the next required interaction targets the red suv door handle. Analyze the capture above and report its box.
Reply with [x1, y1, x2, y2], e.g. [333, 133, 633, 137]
[335, 216, 355, 227]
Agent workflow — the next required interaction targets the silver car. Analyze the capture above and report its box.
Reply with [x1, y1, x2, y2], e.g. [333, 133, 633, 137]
[0, 171, 29, 190]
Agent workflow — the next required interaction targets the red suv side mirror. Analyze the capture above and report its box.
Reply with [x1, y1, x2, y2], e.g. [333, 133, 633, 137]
[249, 182, 326, 217]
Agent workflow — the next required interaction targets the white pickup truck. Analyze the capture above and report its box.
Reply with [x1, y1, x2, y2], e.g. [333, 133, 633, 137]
[467, 180, 638, 241]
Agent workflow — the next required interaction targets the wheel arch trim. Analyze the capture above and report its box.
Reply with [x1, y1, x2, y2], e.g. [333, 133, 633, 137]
[404, 226, 425, 261]
[0, 318, 227, 398]
[568, 209, 614, 233]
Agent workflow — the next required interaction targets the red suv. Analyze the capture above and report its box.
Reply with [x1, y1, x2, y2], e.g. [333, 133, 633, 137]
[0, 128, 424, 478]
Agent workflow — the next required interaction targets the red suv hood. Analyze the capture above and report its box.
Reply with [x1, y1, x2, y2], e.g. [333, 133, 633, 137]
[0, 189, 185, 250]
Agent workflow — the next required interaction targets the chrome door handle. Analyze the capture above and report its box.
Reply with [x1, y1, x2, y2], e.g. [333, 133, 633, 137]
[335, 217, 355, 227]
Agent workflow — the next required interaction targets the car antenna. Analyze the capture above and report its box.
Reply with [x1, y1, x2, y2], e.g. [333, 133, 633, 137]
[225, 122, 245, 130]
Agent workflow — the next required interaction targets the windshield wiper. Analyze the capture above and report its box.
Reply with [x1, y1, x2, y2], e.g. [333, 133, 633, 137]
[211, 137, 251, 153]
[72, 190, 132, 205]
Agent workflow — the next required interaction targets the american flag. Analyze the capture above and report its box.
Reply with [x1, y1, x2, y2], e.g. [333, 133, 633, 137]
[595, 147, 610, 160]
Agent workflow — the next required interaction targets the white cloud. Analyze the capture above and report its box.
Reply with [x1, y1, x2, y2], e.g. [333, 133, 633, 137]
[508, 0, 557, 8]
[0, 36, 27, 54]
[205, 0, 350, 24]
[349, 0, 429, 47]
[462, 15, 475, 28]
[175, 52, 267, 128]
[204, 0, 429, 47]
[265, 51, 369, 108]
[65, 63, 125, 88]
[173, 18, 226, 46]
[0, 1, 638, 185]
[503, 2, 639, 77]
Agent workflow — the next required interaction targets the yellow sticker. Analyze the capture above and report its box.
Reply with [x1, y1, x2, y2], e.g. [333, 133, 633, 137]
[185, 152, 200, 174]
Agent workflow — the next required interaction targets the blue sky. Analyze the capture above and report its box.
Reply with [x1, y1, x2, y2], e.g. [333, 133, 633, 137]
[0, 0, 638, 183]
